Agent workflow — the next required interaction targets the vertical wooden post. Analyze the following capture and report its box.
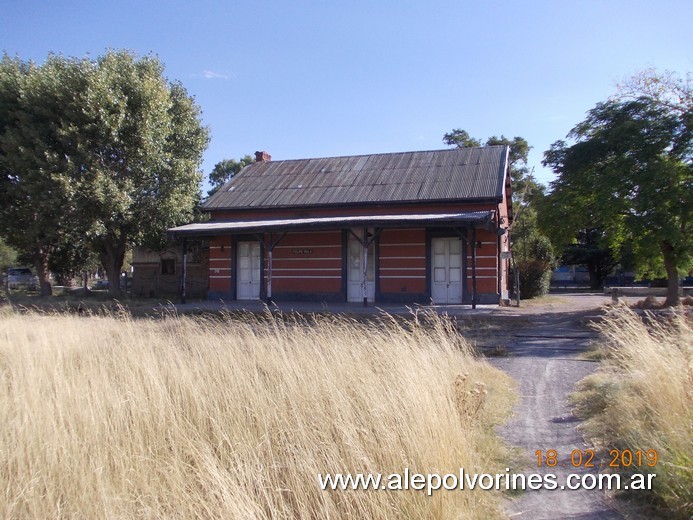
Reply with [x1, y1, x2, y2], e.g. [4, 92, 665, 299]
[180, 238, 188, 304]
[471, 228, 477, 309]
[267, 233, 273, 304]
[362, 227, 368, 307]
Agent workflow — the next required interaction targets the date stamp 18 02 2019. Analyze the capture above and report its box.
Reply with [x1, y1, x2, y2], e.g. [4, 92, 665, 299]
[535, 449, 658, 469]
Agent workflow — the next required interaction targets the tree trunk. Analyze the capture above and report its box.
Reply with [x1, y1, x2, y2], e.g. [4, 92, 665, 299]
[98, 238, 127, 298]
[661, 241, 680, 306]
[587, 263, 603, 290]
[33, 251, 52, 296]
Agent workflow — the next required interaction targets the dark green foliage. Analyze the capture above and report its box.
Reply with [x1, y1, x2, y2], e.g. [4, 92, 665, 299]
[0, 51, 210, 296]
[510, 208, 556, 298]
[543, 88, 692, 305]
[0, 237, 17, 271]
[207, 155, 254, 197]
[560, 229, 619, 290]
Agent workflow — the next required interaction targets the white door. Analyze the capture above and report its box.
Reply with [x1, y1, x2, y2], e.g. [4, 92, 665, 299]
[347, 235, 375, 302]
[237, 241, 261, 300]
[431, 237, 463, 304]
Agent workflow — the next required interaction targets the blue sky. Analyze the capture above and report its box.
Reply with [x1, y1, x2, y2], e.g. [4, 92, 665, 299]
[2, 0, 692, 190]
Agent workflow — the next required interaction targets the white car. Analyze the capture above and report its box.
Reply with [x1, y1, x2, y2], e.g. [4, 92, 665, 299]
[6, 267, 39, 290]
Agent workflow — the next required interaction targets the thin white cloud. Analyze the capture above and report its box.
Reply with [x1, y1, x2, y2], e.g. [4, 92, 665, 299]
[202, 70, 229, 80]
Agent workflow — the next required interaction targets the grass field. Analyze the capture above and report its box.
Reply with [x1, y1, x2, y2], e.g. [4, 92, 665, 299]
[0, 308, 514, 519]
[573, 307, 692, 518]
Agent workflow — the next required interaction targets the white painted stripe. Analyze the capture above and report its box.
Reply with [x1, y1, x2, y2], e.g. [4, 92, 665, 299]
[208, 267, 232, 271]
[379, 256, 426, 260]
[272, 276, 341, 279]
[273, 257, 341, 262]
[380, 267, 425, 271]
[380, 275, 426, 279]
[273, 268, 341, 272]
[380, 243, 425, 247]
[210, 275, 232, 279]
[275, 244, 340, 249]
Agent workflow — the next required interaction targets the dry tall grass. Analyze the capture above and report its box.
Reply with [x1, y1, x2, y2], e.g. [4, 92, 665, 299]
[0, 309, 514, 519]
[573, 307, 692, 518]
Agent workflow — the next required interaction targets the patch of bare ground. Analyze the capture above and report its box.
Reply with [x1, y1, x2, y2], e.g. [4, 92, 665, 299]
[485, 295, 625, 519]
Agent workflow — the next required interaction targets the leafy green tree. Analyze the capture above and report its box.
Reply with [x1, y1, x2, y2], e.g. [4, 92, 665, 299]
[543, 78, 692, 305]
[559, 229, 618, 290]
[0, 54, 92, 294]
[442, 129, 481, 149]
[77, 52, 209, 295]
[0, 51, 209, 296]
[0, 236, 17, 272]
[207, 155, 253, 196]
[535, 176, 620, 289]
[509, 207, 556, 298]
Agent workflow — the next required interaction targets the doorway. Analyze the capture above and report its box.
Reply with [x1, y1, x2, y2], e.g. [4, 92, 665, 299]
[237, 241, 261, 300]
[347, 232, 375, 302]
[430, 237, 463, 304]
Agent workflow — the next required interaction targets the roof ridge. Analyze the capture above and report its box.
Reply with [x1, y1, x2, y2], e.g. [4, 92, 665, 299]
[248, 145, 507, 164]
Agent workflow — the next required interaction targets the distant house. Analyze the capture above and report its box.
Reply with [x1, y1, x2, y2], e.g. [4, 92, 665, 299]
[131, 241, 209, 298]
[169, 146, 513, 306]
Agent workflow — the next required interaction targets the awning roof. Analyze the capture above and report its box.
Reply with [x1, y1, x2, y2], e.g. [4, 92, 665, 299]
[168, 211, 495, 237]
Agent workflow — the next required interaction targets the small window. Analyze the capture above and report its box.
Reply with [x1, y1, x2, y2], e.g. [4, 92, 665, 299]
[161, 258, 176, 275]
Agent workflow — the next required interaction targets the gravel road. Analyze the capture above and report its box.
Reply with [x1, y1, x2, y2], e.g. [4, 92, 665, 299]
[488, 304, 625, 519]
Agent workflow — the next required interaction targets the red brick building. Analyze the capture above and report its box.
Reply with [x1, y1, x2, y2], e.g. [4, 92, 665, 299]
[169, 146, 512, 306]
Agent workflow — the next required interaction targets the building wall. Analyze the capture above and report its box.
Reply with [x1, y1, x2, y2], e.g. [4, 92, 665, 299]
[466, 227, 500, 303]
[497, 180, 512, 302]
[208, 237, 233, 299]
[378, 228, 427, 302]
[132, 244, 209, 298]
[269, 230, 343, 300]
[203, 201, 509, 304]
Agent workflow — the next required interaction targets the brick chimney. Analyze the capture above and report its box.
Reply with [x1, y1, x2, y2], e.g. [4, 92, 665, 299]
[255, 150, 272, 162]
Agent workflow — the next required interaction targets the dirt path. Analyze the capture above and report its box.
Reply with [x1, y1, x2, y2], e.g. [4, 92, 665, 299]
[488, 306, 625, 519]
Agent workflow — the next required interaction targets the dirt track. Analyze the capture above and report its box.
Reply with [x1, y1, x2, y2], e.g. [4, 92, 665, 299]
[487, 299, 626, 519]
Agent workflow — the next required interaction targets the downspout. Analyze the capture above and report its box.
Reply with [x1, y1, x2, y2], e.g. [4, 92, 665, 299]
[180, 238, 188, 304]
[267, 235, 273, 305]
[266, 232, 286, 305]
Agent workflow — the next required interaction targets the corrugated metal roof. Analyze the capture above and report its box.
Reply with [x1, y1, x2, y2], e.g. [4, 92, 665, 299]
[169, 211, 495, 237]
[204, 146, 509, 210]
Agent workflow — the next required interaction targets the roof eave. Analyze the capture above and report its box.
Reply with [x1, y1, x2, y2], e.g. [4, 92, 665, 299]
[202, 196, 503, 213]
[168, 211, 496, 239]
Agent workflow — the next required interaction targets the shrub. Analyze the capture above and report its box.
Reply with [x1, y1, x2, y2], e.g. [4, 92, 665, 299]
[511, 211, 556, 299]
[512, 258, 552, 299]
